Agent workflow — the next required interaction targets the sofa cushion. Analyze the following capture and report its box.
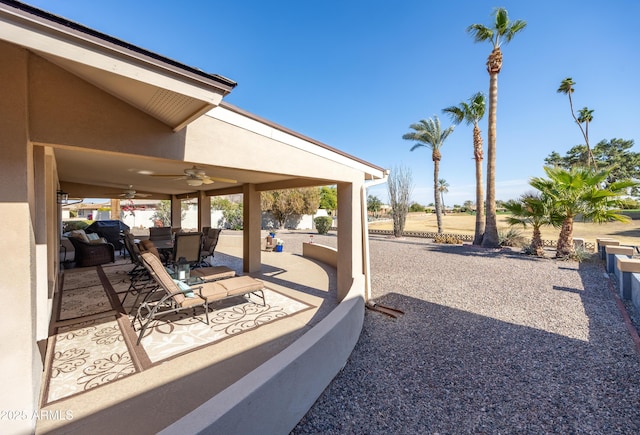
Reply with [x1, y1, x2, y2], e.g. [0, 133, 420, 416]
[69, 229, 90, 243]
[86, 232, 106, 244]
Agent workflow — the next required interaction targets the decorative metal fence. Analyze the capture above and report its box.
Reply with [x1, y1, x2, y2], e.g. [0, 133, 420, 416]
[368, 229, 596, 252]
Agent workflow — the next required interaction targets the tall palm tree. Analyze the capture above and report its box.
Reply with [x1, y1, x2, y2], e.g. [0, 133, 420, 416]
[503, 193, 562, 257]
[577, 106, 595, 166]
[437, 178, 449, 214]
[402, 116, 455, 233]
[530, 166, 635, 258]
[557, 78, 596, 168]
[443, 92, 487, 245]
[468, 8, 526, 248]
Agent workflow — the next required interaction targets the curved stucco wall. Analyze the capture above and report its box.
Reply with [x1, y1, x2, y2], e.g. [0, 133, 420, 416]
[302, 242, 338, 268]
[159, 274, 366, 435]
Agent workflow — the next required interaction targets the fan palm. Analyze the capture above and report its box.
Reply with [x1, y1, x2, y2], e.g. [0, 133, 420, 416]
[557, 78, 596, 168]
[443, 92, 486, 244]
[402, 116, 455, 233]
[530, 166, 636, 258]
[503, 193, 562, 256]
[468, 7, 526, 248]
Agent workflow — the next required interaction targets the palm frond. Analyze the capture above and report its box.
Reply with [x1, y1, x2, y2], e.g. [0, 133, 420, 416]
[557, 77, 575, 94]
[466, 24, 493, 44]
[442, 106, 465, 125]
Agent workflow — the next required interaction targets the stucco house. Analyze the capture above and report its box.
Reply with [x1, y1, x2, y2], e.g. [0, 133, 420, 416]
[0, 1, 386, 433]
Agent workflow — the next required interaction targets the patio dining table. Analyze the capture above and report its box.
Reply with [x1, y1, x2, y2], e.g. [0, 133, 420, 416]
[153, 239, 173, 258]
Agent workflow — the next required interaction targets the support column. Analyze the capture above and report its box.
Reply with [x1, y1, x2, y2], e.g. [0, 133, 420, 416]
[171, 195, 181, 228]
[0, 43, 39, 434]
[337, 181, 363, 301]
[197, 190, 211, 231]
[243, 184, 261, 273]
[111, 198, 121, 222]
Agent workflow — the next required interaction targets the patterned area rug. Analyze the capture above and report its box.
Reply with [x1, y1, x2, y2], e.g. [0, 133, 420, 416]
[44, 262, 314, 405]
[58, 268, 114, 321]
[136, 289, 312, 363]
[44, 316, 136, 404]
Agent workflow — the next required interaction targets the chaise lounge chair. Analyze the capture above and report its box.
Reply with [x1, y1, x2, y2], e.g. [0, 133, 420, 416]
[132, 252, 266, 344]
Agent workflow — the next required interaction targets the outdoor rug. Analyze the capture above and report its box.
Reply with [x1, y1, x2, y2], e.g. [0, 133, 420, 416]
[132, 289, 312, 363]
[43, 315, 136, 404]
[44, 263, 314, 405]
[57, 268, 116, 321]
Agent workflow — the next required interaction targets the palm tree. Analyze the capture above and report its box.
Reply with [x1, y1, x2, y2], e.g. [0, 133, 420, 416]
[437, 178, 449, 214]
[468, 8, 526, 248]
[443, 92, 486, 245]
[557, 78, 596, 168]
[530, 166, 636, 258]
[503, 193, 562, 257]
[402, 116, 455, 233]
[577, 106, 595, 166]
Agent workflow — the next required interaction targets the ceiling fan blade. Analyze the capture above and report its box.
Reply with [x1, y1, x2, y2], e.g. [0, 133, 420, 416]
[150, 174, 186, 178]
[207, 176, 237, 184]
[201, 178, 214, 185]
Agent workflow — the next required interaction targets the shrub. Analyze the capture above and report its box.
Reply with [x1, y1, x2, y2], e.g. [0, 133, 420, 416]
[433, 234, 463, 244]
[557, 246, 597, 263]
[498, 228, 526, 247]
[409, 203, 425, 212]
[62, 220, 90, 233]
[314, 216, 333, 234]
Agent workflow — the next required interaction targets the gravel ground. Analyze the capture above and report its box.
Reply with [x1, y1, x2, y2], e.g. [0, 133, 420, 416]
[285, 233, 640, 434]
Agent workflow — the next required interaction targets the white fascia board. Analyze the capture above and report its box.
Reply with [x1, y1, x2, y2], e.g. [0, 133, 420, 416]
[0, 14, 224, 104]
[207, 106, 386, 179]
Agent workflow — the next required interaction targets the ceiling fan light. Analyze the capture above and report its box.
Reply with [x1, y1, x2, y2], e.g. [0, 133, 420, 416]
[186, 178, 203, 187]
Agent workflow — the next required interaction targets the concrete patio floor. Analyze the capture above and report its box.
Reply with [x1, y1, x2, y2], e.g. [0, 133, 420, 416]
[37, 231, 338, 434]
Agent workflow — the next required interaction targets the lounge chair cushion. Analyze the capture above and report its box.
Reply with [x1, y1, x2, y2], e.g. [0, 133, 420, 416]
[191, 266, 236, 281]
[217, 276, 265, 298]
[197, 276, 264, 303]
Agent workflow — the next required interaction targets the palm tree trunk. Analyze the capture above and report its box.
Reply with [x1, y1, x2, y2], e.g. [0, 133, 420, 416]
[473, 123, 485, 245]
[556, 216, 575, 257]
[482, 69, 499, 247]
[531, 226, 544, 257]
[433, 158, 442, 233]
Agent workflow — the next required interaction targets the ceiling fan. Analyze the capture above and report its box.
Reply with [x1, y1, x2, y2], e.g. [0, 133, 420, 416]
[116, 185, 152, 199]
[150, 165, 237, 186]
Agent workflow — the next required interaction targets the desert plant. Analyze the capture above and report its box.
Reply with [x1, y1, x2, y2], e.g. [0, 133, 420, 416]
[569, 245, 597, 262]
[314, 216, 333, 234]
[498, 227, 526, 247]
[387, 165, 413, 237]
[530, 166, 636, 257]
[433, 234, 463, 244]
[503, 193, 562, 256]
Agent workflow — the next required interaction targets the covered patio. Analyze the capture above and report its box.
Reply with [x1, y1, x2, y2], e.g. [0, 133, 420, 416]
[38, 231, 339, 433]
[0, 1, 386, 433]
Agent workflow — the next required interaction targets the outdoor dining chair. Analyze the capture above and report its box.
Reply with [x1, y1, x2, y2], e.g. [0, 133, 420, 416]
[173, 232, 203, 268]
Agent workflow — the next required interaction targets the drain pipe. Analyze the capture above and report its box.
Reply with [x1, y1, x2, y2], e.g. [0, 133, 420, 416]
[361, 170, 389, 301]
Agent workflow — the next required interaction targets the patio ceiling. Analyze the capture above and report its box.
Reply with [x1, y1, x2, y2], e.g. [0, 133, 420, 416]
[54, 146, 335, 200]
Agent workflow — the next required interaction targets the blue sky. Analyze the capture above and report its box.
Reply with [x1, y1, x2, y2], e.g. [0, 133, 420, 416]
[25, 0, 640, 206]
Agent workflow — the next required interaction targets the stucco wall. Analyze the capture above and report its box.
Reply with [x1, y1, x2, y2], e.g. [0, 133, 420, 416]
[159, 274, 366, 435]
